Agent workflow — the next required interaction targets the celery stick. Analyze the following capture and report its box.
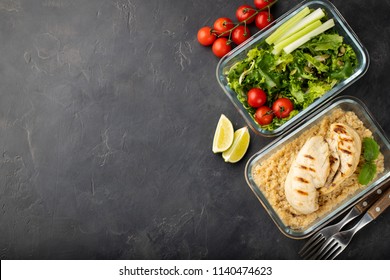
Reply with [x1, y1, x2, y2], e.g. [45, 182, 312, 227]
[283, 19, 335, 54]
[265, 7, 311, 45]
[272, 20, 322, 55]
[274, 8, 325, 44]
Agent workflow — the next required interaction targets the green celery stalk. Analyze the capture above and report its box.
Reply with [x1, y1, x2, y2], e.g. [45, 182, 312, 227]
[283, 19, 335, 54]
[272, 20, 322, 55]
[265, 7, 311, 45]
[274, 8, 325, 45]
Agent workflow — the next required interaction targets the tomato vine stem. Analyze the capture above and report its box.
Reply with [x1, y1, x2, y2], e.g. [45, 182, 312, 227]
[211, 0, 278, 43]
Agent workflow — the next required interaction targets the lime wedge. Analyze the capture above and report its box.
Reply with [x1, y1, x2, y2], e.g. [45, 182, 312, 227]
[212, 114, 234, 153]
[222, 127, 250, 163]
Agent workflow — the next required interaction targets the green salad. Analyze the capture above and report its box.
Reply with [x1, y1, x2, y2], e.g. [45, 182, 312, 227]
[225, 8, 358, 131]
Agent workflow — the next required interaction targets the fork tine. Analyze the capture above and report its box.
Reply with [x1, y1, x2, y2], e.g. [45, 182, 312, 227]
[311, 239, 336, 260]
[316, 240, 338, 260]
[326, 246, 344, 260]
[299, 233, 322, 254]
[300, 235, 326, 258]
[321, 243, 341, 260]
[299, 233, 321, 254]
[327, 246, 343, 260]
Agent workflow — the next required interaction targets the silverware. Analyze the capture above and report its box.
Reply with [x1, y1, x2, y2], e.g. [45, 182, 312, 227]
[312, 187, 390, 260]
[299, 182, 390, 259]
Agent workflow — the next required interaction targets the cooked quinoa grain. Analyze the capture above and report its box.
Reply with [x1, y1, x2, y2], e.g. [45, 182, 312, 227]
[252, 109, 385, 230]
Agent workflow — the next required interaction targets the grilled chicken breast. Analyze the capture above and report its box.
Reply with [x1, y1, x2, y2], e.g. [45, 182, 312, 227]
[285, 136, 330, 214]
[320, 123, 361, 194]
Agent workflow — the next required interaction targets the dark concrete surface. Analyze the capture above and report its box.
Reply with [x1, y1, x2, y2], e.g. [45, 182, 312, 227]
[0, 0, 389, 260]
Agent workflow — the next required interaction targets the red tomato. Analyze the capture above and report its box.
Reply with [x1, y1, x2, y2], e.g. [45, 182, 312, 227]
[254, 0, 275, 9]
[236, 5, 256, 24]
[255, 106, 274, 125]
[231, 26, 251, 45]
[213, 17, 235, 37]
[255, 11, 273, 29]
[272, 98, 294, 118]
[247, 88, 267, 108]
[197, 26, 217, 46]
[212, 38, 232, 58]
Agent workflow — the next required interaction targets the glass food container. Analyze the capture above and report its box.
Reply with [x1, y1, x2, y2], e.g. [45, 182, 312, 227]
[216, 0, 369, 137]
[244, 96, 390, 239]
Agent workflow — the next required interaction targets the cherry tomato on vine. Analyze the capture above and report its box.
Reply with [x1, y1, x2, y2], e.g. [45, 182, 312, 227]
[212, 38, 232, 58]
[231, 26, 251, 45]
[236, 5, 256, 24]
[247, 88, 267, 108]
[213, 17, 235, 37]
[197, 26, 217, 46]
[255, 11, 273, 29]
[255, 106, 274, 125]
[272, 98, 294, 118]
[254, 0, 275, 9]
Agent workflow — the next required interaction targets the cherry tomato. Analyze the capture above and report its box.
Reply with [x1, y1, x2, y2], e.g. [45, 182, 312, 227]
[197, 26, 217, 46]
[247, 88, 267, 108]
[255, 11, 273, 30]
[236, 5, 256, 24]
[213, 17, 235, 37]
[254, 0, 275, 9]
[272, 98, 294, 118]
[255, 106, 274, 125]
[212, 38, 232, 58]
[231, 26, 251, 45]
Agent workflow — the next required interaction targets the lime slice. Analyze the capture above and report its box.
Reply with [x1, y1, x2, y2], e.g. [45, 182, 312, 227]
[212, 114, 234, 153]
[222, 127, 250, 163]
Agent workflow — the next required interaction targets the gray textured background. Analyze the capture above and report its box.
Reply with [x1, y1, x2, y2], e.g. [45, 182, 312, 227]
[0, 0, 389, 259]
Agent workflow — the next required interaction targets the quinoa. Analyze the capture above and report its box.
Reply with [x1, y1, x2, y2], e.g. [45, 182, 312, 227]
[252, 108, 385, 230]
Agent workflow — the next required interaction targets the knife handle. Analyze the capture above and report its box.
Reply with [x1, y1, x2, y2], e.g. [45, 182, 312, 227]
[367, 187, 390, 220]
[355, 182, 390, 213]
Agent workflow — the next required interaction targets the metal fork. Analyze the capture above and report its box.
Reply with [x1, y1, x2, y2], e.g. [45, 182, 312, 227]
[299, 183, 389, 259]
[312, 187, 390, 260]
[299, 206, 360, 259]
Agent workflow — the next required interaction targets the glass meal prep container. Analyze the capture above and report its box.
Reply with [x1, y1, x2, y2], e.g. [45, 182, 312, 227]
[244, 96, 390, 239]
[216, 0, 369, 137]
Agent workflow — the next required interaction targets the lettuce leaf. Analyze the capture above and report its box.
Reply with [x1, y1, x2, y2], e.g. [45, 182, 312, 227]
[301, 34, 343, 52]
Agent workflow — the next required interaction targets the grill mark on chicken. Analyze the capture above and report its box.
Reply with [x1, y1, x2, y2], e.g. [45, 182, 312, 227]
[295, 177, 310, 184]
[333, 125, 347, 134]
[339, 148, 352, 155]
[304, 154, 315, 160]
[340, 137, 353, 142]
[296, 190, 309, 196]
[298, 165, 316, 172]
